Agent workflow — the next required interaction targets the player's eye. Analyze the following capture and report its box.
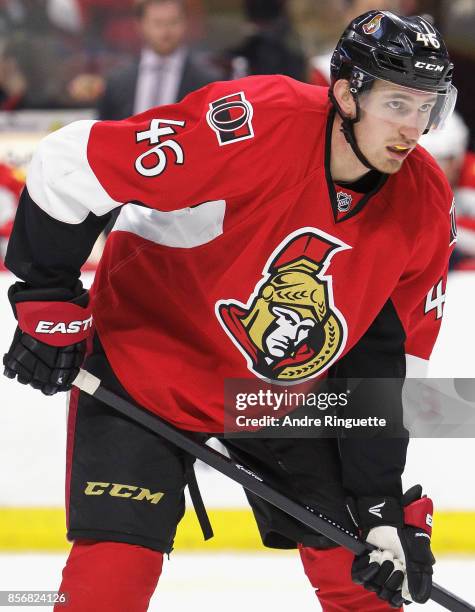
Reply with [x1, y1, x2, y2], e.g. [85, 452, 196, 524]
[386, 100, 408, 113]
[419, 103, 435, 113]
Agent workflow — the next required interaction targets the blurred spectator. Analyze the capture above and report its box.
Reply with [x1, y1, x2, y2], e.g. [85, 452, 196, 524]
[225, 0, 307, 81]
[0, 163, 23, 264]
[0, 48, 26, 110]
[48, 0, 140, 52]
[0, 1, 108, 109]
[0, 0, 53, 34]
[420, 112, 475, 270]
[68, 72, 106, 105]
[0, 34, 62, 109]
[97, 0, 217, 120]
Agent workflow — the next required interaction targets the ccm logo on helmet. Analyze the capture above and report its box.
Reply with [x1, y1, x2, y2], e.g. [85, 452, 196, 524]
[35, 316, 93, 334]
[415, 61, 444, 72]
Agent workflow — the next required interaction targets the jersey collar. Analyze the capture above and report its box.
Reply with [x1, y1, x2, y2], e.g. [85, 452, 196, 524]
[324, 108, 389, 223]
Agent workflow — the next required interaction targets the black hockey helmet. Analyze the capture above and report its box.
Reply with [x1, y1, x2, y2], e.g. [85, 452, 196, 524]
[331, 11, 454, 94]
[329, 11, 457, 170]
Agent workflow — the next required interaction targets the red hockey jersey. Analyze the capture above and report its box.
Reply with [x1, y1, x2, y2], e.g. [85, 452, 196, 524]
[13, 76, 453, 434]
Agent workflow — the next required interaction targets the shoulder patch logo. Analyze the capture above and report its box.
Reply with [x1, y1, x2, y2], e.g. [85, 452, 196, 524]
[216, 228, 351, 382]
[206, 91, 254, 146]
[363, 13, 384, 36]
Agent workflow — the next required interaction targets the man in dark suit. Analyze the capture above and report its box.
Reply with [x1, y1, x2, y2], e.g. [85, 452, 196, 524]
[98, 0, 218, 120]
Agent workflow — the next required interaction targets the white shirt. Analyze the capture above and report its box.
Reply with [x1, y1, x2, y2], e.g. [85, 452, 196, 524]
[133, 46, 187, 115]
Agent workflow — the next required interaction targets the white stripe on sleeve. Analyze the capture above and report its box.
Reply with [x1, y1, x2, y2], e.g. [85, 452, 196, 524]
[112, 200, 226, 248]
[26, 120, 123, 224]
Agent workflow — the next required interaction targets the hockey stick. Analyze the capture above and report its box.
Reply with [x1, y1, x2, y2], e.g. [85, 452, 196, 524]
[73, 369, 475, 612]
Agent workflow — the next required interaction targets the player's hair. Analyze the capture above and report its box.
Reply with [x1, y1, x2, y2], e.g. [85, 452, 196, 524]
[134, 0, 187, 19]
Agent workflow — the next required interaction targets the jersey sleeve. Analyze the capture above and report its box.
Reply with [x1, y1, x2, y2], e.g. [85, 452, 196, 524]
[86, 75, 311, 211]
[5, 186, 111, 289]
[24, 74, 310, 223]
[5, 119, 122, 288]
[5, 75, 308, 289]
[392, 196, 455, 377]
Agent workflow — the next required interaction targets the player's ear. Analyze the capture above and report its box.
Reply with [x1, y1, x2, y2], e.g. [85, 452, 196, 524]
[333, 79, 357, 119]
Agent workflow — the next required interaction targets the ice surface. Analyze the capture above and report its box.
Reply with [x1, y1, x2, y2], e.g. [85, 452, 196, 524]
[0, 552, 474, 611]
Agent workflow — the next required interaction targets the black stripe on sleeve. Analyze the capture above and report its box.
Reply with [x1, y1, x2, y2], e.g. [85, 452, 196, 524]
[5, 187, 112, 290]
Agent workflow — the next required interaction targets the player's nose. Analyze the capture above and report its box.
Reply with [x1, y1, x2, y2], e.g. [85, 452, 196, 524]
[398, 123, 421, 144]
[398, 114, 425, 143]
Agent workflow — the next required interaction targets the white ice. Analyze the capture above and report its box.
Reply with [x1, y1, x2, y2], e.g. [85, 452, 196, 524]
[0, 552, 474, 611]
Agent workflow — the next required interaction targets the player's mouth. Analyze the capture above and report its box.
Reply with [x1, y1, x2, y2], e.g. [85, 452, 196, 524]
[386, 144, 412, 160]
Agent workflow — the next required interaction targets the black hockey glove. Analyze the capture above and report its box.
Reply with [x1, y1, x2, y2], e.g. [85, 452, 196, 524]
[348, 484, 435, 608]
[3, 282, 92, 395]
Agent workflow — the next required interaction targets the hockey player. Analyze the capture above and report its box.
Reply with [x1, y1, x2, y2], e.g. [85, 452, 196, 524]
[3, 11, 456, 612]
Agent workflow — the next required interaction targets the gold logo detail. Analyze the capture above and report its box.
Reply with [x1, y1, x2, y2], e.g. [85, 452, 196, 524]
[84, 482, 164, 505]
[216, 228, 350, 382]
[363, 14, 384, 35]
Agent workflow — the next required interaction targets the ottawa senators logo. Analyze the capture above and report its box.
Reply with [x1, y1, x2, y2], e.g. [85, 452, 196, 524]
[216, 228, 351, 382]
[362, 13, 384, 36]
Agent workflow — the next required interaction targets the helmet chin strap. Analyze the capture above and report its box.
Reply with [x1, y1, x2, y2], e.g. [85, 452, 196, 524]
[329, 88, 381, 174]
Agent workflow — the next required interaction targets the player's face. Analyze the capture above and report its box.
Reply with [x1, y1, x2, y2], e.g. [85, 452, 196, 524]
[354, 80, 438, 174]
[264, 306, 315, 359]
[139, 1, 187, 56]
